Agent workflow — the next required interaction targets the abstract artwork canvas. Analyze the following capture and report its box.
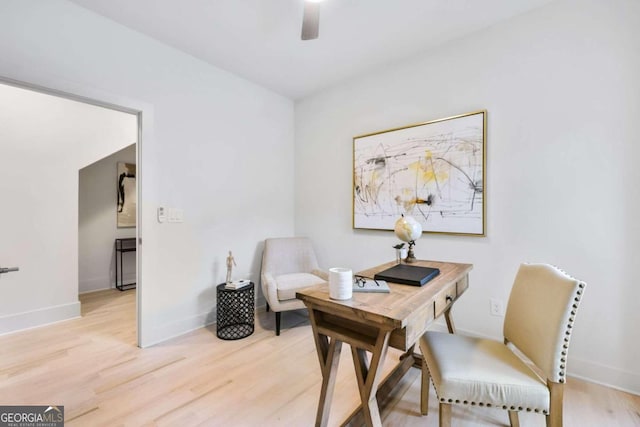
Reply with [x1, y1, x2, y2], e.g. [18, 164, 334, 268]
[353, 111, 485, 235]
[117, 162, 136, 228]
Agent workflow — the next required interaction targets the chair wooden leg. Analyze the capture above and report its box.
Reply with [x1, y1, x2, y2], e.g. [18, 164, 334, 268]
[546, 381, 564, 427]
[275, 311, 281, 336]
[508, 410, 520, 427]
[439, 402, 452, 427]
[421, 358, 430, 415]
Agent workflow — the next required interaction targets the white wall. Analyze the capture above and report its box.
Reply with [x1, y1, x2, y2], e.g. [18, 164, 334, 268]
[79, 144, 136, 293]
[295, 0, 640, 393]
[0, 0, 295, 345]
[0, 83, 138, 334]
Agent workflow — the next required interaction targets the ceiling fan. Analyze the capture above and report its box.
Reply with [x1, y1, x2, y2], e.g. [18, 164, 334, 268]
[301, 0, 324, 40]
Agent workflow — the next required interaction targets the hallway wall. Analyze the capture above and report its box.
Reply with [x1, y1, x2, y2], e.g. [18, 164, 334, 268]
[79, 144, 137, 293]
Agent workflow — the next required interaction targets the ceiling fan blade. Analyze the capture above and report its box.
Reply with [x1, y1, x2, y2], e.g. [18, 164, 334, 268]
[301, 1, 320, 40]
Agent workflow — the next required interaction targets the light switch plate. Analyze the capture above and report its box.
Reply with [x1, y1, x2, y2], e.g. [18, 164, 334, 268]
[157, 207, 166, 223]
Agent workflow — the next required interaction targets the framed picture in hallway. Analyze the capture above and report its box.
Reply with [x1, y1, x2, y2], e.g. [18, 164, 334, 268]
[353, 110, 486, 236]
[117, 162, 136, 228]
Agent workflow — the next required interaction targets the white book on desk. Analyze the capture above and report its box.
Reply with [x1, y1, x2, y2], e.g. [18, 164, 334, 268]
[353, 279, 390, 293]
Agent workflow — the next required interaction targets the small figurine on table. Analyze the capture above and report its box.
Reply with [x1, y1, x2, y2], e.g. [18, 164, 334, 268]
[226, 251, 236, 284]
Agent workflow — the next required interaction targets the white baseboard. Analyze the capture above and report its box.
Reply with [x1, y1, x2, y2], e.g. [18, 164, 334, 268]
[140, 310, 215, 348]
[568, 357, 640, 396]
[256, 295, 267, 311]
[78, 287, 114, 295]
[79, 276, 110, 293]
[141, 292, 265, 348]
[0, 301, 81, 336]
[79, 273, 136, 294]
[114, 273, 136, 287]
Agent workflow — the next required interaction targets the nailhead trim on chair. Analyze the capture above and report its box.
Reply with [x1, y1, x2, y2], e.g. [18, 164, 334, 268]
[551, 264, 586, 384]
[435, 396, 548, 415]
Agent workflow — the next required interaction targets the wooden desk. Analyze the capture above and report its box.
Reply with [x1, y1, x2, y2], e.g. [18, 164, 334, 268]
[296, 260, 472, 427]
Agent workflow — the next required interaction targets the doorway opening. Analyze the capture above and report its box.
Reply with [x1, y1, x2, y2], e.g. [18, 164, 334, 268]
[0, 78, 142, 346]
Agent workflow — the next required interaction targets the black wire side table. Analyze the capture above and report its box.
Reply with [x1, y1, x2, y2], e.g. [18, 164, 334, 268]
[216, 282, 255, 340]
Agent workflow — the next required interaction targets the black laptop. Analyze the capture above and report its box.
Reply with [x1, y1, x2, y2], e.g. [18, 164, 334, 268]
[374, 264, 440, 286]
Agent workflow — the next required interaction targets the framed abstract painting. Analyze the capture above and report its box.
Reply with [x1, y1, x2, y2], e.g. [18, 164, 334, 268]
[353, 110, 486, 236]
[117, 162, 136, 228]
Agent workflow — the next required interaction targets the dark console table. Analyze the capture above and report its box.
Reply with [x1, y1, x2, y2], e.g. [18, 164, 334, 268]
[115, 238, 136, 291]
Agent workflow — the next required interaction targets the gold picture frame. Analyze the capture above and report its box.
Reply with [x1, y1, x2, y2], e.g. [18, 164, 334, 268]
[353, 110, 486, 236]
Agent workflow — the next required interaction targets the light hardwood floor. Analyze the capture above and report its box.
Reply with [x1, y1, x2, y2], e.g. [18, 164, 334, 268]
[0, 290, 638, 426]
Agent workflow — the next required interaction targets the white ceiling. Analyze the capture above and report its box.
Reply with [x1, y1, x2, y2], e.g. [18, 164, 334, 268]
[68, 0, 555, 100]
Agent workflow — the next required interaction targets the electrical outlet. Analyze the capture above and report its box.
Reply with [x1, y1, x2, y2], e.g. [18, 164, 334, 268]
[490, 298, 505, 316]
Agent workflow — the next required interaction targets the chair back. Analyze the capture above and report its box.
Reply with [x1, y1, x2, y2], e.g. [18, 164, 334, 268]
[262, 237, 320, 277]
[503, 263, 585, 383]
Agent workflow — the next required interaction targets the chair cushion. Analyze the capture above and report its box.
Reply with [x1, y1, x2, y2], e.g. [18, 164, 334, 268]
[421, 331, 550, 413]
[275, 273, 326, 301]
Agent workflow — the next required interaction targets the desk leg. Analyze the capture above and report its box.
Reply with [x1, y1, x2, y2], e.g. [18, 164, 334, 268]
[350, 329, 392, 427]
[444, 306, 456, 334]
[308, 309, 343, 427]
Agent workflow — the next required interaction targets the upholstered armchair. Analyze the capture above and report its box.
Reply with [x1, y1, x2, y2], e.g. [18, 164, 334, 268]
[260, 237, 327, 336]
[420, 263, 586, 427]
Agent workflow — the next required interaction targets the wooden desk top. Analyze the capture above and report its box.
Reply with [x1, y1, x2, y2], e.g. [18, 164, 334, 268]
[296, 260, 472, 332]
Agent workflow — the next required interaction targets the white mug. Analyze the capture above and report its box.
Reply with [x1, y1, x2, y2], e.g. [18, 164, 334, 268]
[329, 267, 353, 300]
